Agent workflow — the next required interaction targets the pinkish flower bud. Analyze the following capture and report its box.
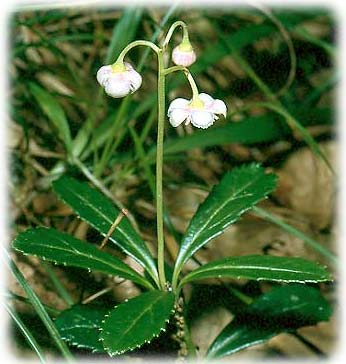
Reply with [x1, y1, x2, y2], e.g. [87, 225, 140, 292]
[172, 43, 196, 67]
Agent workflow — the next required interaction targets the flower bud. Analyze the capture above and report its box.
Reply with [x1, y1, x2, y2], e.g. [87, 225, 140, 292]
[96, 62, 142, 98]
[172, 42, 196, 67]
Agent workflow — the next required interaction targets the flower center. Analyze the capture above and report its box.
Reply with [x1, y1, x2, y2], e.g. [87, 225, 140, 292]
[111, 62, 127, 73]
[189, 97, 205, 110]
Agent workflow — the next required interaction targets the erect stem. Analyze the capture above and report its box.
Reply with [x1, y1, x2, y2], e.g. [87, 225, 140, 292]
[157, 49, 167, 290]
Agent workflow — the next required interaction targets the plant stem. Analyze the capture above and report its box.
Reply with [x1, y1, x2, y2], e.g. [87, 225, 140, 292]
[157, 49, 167, 290]
[162, 20, 189, 49]
[115, 40, 160, 64]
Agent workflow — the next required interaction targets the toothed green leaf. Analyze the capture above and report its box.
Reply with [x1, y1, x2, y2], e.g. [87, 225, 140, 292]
[12, 227, 153, 290]
[179, 255, 332, 288]
[173, 164, 277, 282]
[55, 305, 108, 353]
[207, 284, 332, 359]
[52, 176, 158, 286]
[100, 291, 175, 355]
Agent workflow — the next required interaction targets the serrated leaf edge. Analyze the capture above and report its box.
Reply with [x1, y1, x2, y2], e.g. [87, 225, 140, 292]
[52, 177, 159, 284]
[12, 227, 153, 289]
[99, 302, 175, 356]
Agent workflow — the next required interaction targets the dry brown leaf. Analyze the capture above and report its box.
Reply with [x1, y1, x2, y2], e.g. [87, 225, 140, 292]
[274, 142, 336, 229]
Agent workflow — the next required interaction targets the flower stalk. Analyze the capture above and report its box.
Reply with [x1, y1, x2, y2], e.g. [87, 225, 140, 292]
[97, 22, 226, 292]
[156, 49, 167, 290]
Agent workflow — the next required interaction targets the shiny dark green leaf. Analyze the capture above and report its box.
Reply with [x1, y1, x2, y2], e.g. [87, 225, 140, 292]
[207, 285, 332, 359]
[12, 227, 153, 290]
[100, 291, 175, 355]
[180, 255, 332, 288]
[52, 176, 158, 286]
[173, 164, 277, 284]
[55, 305, 108, 353]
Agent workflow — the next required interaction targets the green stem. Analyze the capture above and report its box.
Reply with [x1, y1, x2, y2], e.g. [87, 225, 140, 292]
[183, 316, 196, 357]
[164, 66, 200, 100]
[185, 71, 200, 100]
[162, 20, 189, 49]
[157, 49, 167, 290]
[163, 65, 188, 76]
[115, 40, 160, 65]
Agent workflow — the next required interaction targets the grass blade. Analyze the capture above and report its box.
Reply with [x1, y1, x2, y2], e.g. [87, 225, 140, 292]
[3, 251, 74, 362]
[40, 260, 74, 307]
[4, 302, 46, 363]
[29, 82, 72, 154]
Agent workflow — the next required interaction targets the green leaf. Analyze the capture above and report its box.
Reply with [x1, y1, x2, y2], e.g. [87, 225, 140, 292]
[207, 284, 332, 359]
[100, 291, 175, 355]
[52, 176, 159, 286]
[29, 82, 72, 153]
[12, 227, 153, 290]
[179, 255, 332, 288]
[173, 164, 277, 285]
[55, 305, 108, 353]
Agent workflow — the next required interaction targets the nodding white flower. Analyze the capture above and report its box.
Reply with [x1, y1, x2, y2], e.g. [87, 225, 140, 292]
[172, 43, 196, 67]
[97, 62, 142, 98]
[168, 93, 227, 129]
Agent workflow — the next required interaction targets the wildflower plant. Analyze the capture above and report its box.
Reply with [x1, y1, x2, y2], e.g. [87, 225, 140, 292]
[11, 19, 333, 360]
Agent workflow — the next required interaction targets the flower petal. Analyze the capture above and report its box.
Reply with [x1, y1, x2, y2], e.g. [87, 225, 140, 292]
[190, 110, 215, 129]
[96, 65, 112, 86]
[127, 69, 142, 93]
[104, 78, 130, 98]
[168, 108, 189, 127]
[168, 98, 189, 115]
[209, 99, 227, 117]
[124, 62, 134, 71]
[198, 93, 214, 106]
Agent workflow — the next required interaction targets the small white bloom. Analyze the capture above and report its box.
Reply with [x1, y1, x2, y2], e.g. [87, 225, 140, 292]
[172, 43, 196, 67]
[168, 93, 227, 129]
[97, 62, 142, 98]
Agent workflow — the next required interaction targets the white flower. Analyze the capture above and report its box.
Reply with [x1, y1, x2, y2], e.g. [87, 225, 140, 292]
[172, 43, 196, 67]
[167, 93, 227, 129]
[97, 62, 142, 98]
